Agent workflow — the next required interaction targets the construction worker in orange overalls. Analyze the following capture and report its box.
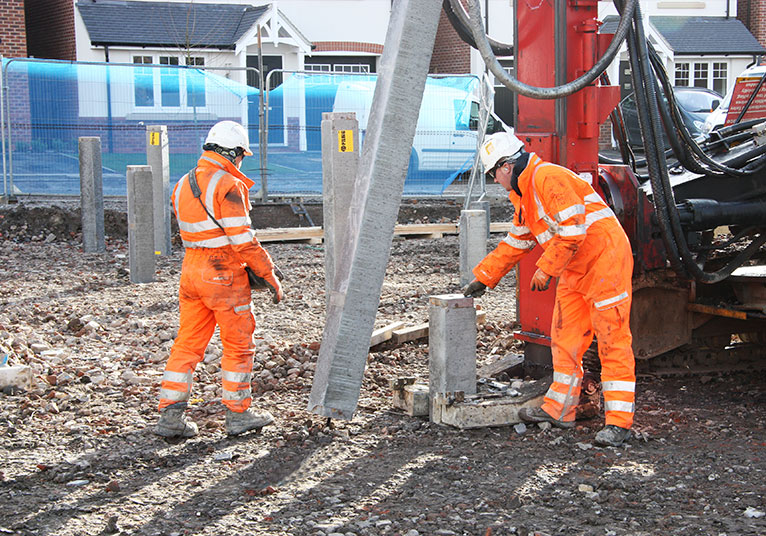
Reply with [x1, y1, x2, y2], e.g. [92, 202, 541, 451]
[154, 120, 283, 438]
[463, 131, 635, 447]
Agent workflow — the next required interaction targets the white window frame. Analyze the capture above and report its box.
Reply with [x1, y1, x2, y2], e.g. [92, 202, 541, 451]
[674, 59, 729, 96]
[131, 55, 209, 112]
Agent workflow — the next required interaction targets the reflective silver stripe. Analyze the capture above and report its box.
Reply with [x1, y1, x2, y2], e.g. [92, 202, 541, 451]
[594, 291, 629, 309]
[219, 215, 251, 228]
[546, 389, 571, 405]
[200, 155, 223, 167]
[234, 304, 251, 313]
[602, 380, 635, 393]
[227, 230, 255, 245]
[584, 192, 605, 204]
[605, 400, 634, 413]
[159, 388, 190, 401]
[585, 206, 616, 227]
[509, 223, 531, 236]
[183, 235, 232, 249]
[222, 387, 252, 401]
[162, 370, 192, 385]
[556, 204, 585, 223]
[535, 229, 554, 244]
[178, 219, 220, 233]
[204, 170, 226, 212]
[222, 370, 252, 383]
[553, 371, 580, 388]
[558, 223, 587, 237]
[174, 174, 186, 212]
[503, 234, 536, 250]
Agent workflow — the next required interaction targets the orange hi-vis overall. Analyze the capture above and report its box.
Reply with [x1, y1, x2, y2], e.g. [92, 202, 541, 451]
[473, 153, 635, 428]
[158, 151, 276, 413]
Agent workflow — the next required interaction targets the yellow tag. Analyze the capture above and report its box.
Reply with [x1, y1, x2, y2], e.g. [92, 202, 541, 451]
[155, 250, 161, 255]
[337, 129, 353, 153]
[149, 131, 160, 146]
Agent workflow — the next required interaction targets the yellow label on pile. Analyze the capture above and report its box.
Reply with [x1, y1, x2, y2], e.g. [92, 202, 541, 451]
[337, 130, 353, 152]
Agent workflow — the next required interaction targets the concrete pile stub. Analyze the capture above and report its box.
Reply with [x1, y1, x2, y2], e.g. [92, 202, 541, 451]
[126, 165, 155, 284]
[79, 137, 105, 253]
[146, 125, 171, 256]
[321, 112, 360, 307]
[459, 209, 487, 286]
[428, 293, 477, 423]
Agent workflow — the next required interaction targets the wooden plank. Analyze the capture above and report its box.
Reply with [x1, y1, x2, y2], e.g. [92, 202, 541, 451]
[370, 321, 405, 347]
[254, 222, 514, 243]
[392, 323, 430, 344]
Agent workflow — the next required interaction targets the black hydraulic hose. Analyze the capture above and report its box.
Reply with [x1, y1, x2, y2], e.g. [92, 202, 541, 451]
[716, 118, 765, 137]
[441, 0, 513, 57]
[733, 71, 766, 125]
[647, 45, 766, 178]
[462, 0, 637, 99]
[621, 0, 686, 275]
[626, 4, 766, 283]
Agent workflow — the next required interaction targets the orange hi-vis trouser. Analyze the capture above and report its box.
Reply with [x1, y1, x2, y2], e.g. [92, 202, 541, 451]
[540, 223, 636, 429]
[158, 247, 256, 413]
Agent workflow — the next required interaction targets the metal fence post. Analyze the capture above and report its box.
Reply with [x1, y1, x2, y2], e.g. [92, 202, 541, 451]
[0, 54, 6, 203]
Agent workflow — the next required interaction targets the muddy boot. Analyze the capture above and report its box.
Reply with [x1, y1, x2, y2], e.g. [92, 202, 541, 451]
[518, 406, 575, 429]
[225, 408, 274, 436]
[594, 425, 631, 447]
[154, 402, 198, 438]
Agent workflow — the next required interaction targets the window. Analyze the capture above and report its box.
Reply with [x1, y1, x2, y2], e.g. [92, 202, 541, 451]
[334, 64, 369, 73]
[713, 62, 728, 96]
[133, 56, 154, 107]
[693, 62, 709, 89]
[159, 56, 180, 107]
[675, 62, 690, 87]
[305, 64, 331, 72]
[185, 56, 206, 108]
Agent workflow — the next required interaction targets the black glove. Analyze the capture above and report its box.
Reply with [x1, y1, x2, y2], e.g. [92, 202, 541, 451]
[462, 279, 487, 298]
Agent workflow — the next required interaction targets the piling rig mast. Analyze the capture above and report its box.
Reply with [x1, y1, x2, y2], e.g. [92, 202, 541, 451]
[447, 0, 766, 373]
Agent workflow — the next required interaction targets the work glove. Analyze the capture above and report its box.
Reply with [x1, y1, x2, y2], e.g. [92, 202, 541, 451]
[263, 271, 283, 304]
[530, 268, 553, 292]
[462, 279, 487, 298]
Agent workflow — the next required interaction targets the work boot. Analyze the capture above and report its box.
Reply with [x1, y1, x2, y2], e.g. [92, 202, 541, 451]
[594, 425, 631, 447]
[225, 408, 274, 436]
[154, 402, 199, 438]
[518, 406, 575, 429]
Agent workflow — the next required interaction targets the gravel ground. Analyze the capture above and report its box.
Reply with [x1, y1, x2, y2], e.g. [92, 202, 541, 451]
[0, 201, 765, 536]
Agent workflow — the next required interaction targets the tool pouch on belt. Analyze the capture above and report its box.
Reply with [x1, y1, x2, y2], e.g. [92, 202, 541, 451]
[187, 168, 283, 290]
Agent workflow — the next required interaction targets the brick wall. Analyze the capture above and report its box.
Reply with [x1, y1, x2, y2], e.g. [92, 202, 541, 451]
[25, 0, 76, 60]
[0, 0, 27, 57]
[430, 1, 470, 74]
[738, 0, 766, 50]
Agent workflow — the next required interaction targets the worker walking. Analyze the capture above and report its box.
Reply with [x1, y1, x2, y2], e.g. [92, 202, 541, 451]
[154, 120, 283, 438]
[463, 131, 635, 447]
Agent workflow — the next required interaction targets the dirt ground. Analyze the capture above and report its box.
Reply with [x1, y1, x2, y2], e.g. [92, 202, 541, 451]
[0, 199, 765, 536]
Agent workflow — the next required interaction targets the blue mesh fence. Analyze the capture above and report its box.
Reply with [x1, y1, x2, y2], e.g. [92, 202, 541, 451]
[1, 58, 481, 197]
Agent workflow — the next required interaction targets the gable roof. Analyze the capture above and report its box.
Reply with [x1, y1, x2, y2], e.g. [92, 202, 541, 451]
[600, 15, 766, 56]
[650, 17, 765, 55]
[77, 0, 271, 49]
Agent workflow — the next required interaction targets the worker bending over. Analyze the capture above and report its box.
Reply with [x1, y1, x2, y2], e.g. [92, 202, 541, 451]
[155, 120, 283, 438]
[464, 131, 635, 447]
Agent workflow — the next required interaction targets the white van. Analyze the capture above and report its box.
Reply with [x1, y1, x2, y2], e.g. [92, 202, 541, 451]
[703, 65, 766, 134]
[332, 80, 505, 174]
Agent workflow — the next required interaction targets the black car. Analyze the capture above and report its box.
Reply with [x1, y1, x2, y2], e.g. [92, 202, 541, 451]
[619, 86, 722, 148]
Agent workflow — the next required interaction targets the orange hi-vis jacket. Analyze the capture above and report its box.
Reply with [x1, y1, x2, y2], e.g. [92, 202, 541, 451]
[473, 152, 630, 310]
[172, 151, 275, 278]
[159, 151, 274, 413]
[474, 153, 635, 429]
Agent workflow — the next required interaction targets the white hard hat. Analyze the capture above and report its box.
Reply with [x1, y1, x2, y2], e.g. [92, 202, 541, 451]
[480, 131, 525, 172]
[205, 120, 253, 156]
